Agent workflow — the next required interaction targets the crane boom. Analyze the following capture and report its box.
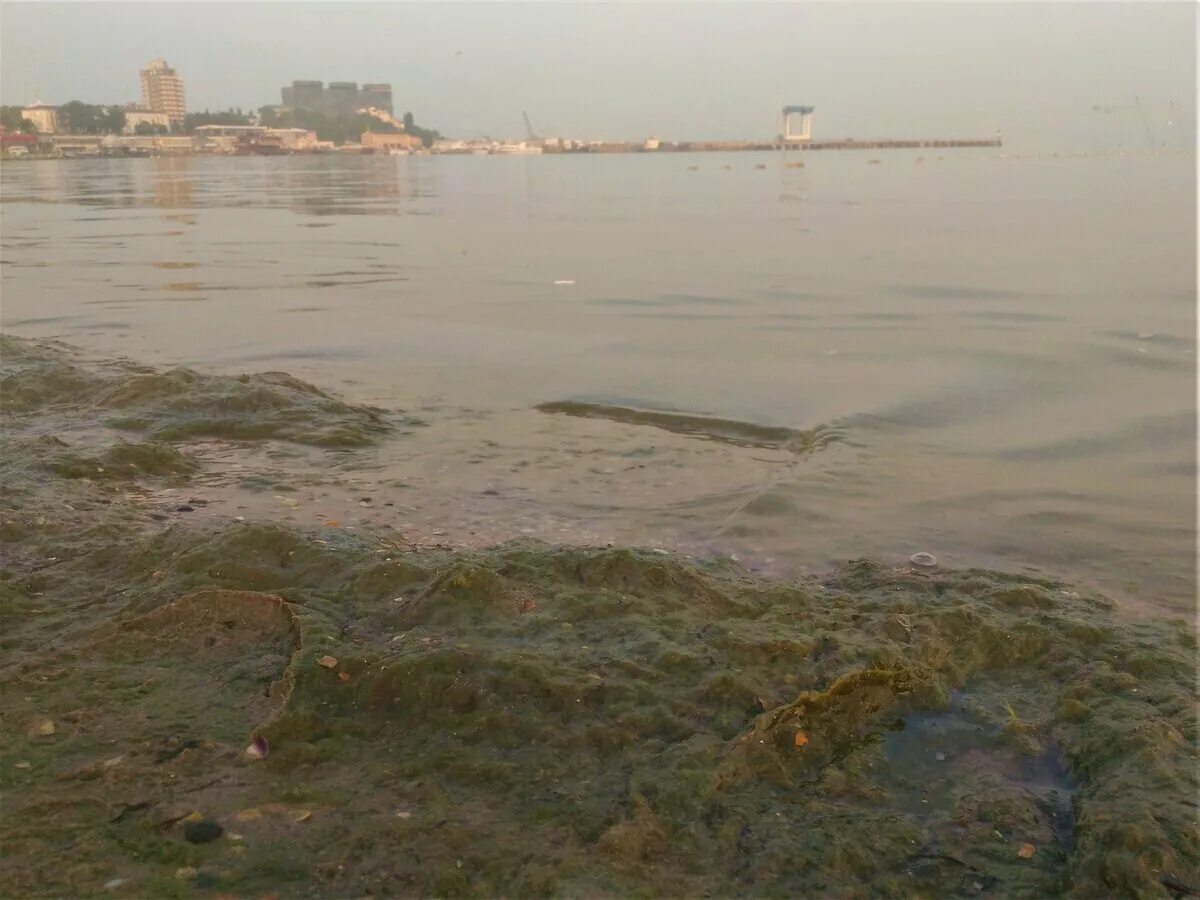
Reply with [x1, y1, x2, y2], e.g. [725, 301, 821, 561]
[522, 111, 537, 141]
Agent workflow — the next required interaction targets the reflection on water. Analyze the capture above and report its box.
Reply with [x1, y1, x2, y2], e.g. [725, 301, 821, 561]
[0, 151, 1194, 614]
[1, 154, 426, 216]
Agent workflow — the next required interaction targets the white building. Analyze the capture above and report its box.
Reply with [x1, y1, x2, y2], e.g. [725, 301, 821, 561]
[21, 103, 60, 134]
[123, 109, 172, 134]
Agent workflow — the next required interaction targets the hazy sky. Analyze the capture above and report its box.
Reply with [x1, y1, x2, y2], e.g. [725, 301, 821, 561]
[1, 2, 1194, 149]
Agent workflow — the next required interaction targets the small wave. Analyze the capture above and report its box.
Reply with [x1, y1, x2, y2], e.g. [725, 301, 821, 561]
[536, 400, 841, 453]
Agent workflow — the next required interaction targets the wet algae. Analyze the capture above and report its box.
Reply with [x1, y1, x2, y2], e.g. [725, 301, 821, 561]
[1, 337, 1197, 898]
[0, 335, 403, 448]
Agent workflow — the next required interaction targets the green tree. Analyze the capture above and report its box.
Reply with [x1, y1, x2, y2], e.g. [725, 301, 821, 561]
[403, 111, 414, 131]
[134, 121, 169, 136]
[100, 107, 126, 134]
[58, 101, 124, 134]
[259, 105, 436, 146]
[183, 108, 254, 133]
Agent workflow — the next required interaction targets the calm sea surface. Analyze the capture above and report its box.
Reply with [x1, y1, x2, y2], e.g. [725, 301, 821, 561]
[1, 152, 1195, 614]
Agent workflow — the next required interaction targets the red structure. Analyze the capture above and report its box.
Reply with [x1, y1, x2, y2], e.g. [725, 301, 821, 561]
[1, 127, 39, 151]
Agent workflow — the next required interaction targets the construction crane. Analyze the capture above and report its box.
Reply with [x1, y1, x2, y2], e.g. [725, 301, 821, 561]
[522, 111, 539, 142]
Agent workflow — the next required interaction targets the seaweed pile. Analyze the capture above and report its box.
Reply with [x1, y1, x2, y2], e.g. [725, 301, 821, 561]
[1, 337, 1196, 898]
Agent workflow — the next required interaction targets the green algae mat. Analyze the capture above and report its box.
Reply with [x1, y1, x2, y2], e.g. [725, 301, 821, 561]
[2, 336, 1196, 898]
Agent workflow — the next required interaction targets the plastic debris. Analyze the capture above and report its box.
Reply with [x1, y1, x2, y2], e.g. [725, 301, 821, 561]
[245, 736, 269, 760]
[13, 761, 31, 770]
[317, 655, 338, 669]
[30, 719, 56, 737]
[794, 732, 809, 748]
[910, 552, 938, 569]
[291, 809, 312, 823]
[553, 280, 576, 286]
[174, 867, 198, 880]
[235, 808, 263, 822]
[103, 878, 127, 891]
[935, 751, 947, 761]
[1017, 843, 1036, 859]
[395, 810, 413, 819]
[103, 755, 124, 768]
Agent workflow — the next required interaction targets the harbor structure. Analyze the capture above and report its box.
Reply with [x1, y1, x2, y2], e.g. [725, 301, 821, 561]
[782, 105, 815, 142]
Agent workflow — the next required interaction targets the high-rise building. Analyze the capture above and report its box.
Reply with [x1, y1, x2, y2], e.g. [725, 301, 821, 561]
[326, 82, 359, 114]
[286, 80, 324, 110]
[140, 59, 186, 126]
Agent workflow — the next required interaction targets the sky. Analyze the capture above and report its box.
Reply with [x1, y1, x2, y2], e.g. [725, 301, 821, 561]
[1, 2, 1195, 150]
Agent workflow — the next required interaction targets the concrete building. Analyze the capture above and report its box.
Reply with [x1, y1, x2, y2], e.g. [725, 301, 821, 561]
[140, 59, 186, 126]
[326, 82, 358, 115]
[361, 131, 422, 152]
[360, 84, 393, 113]
[123, 108, 172, 134]
[21, 103, 61, 134]
[279, 80, 394, 116]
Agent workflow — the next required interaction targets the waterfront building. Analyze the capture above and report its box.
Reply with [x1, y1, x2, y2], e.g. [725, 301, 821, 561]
[20, 103, 60, 134]
[140, 59, 186, 126]
[123, 108, 172, 134]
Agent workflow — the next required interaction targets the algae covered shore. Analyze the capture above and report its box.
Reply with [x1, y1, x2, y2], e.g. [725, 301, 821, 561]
[1, 335, 1196, 898]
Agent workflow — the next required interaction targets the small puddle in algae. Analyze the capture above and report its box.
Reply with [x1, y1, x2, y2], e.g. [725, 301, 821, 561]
[878, 688, 1078, 892]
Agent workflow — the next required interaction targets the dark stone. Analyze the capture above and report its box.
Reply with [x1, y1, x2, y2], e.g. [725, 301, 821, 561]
[176, 505, 195, 513]
[195, 871, 219, 889]
[183, 820, 224, 844]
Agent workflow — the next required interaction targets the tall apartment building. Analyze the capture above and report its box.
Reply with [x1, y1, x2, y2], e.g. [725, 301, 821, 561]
[140, 59, 186, 126]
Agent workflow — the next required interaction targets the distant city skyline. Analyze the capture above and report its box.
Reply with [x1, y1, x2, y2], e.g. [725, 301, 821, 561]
[1, 2, 1194, 151]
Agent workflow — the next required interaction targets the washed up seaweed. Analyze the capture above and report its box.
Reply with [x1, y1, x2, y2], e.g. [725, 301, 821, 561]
[1, 338, 1195, 898]
[1, 335, 407, 447]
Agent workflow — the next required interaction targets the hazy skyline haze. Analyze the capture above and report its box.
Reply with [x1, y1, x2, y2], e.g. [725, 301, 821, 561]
[1, 2, 1195, 150]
